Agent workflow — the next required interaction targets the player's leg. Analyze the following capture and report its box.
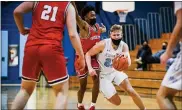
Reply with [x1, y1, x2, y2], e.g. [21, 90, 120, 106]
[75, 55, 88, 109]
[90, 59, 100, 109]
[156, 86, 178, 109]
[52, 80, 69, 109]
[11, 46, 41, 109]
[157, 50, 182, 109]
[91, 70, 99, 103]
[77, 76, 87, 109]
[119, 78, 145, 109]
[40, 45, 69, 109]
[100, 74, 121, 106]
[107, 93, 121, 106]
[11, 81, 37, 109]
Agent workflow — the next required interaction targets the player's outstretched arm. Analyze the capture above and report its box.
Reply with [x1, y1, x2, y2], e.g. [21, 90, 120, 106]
[71, 2, 87, 29]
[166, 9, 182, 56]
[160, 9, 182, 64]
[122, 43, 131, 66]
[66, 3, 85, 70]
[13, 2, 34, 35]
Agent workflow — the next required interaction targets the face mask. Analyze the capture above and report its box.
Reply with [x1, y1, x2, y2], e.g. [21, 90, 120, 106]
[162, 45, 167, 50]
[89, 18, 96, 25]
[111, 38, 122, 46]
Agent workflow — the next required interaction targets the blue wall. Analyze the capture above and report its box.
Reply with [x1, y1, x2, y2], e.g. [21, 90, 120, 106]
[1, 2, 76, 84]
[1, 1, 174, 84]
[2, 2, 23, 84]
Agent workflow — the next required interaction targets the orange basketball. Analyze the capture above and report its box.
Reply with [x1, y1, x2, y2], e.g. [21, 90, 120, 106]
[113, 56, 128, 71]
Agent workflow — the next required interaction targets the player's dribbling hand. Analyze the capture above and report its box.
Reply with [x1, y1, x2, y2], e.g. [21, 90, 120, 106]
[89, 68, 97, 77]
[160, 52, 172, 65]
[116, 52, 128, 58]
[20, 27, 30, 35]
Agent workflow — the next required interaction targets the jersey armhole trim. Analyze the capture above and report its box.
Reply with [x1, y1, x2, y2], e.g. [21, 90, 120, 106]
[33, 2, 39, 12]
[102, 39, 109, 54]
[64, 2, 71, 23]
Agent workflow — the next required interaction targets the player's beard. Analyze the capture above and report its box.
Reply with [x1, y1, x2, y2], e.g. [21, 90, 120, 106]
[111, 38, 122, 46]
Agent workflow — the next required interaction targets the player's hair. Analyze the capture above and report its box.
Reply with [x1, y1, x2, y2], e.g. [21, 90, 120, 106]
[81, 5, 95, 19]
[110, 24, 123, 32]
[163, 41, 168, 45]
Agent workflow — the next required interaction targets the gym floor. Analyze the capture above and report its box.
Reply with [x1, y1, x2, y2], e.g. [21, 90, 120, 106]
[1, 86, 182, 109]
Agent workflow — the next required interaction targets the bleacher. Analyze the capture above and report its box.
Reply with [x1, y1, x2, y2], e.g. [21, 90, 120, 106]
[69, 33, 182, 101]
[1, 1, 181, 100]
[67, 2, 182, 101]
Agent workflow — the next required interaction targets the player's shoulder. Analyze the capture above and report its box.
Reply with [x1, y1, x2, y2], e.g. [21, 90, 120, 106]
[120, 40, 128, 47]
[98, 39, 106, 46]
[120, 40, 126, 44]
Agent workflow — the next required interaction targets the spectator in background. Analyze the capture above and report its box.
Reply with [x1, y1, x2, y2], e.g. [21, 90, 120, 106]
[145, 42, 168, 64]
[135, 40, 152, 71]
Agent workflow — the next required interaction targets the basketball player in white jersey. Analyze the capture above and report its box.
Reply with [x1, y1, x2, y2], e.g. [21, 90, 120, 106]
[157, 2, 182, 109]
[85, 24, 146, 109]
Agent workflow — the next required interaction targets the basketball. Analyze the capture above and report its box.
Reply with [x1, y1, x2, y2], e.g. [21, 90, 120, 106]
[113, 55, 128, 71]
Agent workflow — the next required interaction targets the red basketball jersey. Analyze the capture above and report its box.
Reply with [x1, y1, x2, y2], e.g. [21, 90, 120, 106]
[81, 23, 101, 53]
[26, 2, 70, 47]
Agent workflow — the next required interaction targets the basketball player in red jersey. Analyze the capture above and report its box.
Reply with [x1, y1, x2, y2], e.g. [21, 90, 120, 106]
[11, 2, 85, 109]
[72, 2, 106, 110]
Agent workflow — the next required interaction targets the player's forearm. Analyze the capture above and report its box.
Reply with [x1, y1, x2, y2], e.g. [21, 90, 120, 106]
[166, 24, 182, 55]
[127, 52, 131, 66]
[69, 34, 84, 58]
[85, 52, 93, 70]
[13, 12, 24, 34]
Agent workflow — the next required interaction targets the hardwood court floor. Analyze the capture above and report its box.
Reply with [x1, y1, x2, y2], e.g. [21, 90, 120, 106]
[1, 86, 182, 109]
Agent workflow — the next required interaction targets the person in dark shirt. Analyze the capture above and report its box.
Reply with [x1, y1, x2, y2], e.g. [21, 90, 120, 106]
[145, 42, 168, 64]
[135, 40, 152, 71]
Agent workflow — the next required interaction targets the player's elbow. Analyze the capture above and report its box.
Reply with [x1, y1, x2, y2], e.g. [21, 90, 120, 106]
[69, 33, 78, 39]
[13, 8, 22, 15]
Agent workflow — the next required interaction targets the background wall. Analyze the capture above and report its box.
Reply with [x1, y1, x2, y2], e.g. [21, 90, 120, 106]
[1, 1, 174, 84]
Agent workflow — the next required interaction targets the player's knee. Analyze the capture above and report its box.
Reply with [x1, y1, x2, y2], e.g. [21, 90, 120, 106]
[79, 84, 87, 92]
[21, 85, 35, 95]
[114, 99, 121, 106]
[52, 82, 67, 96]
[93, 79, 99, 90]
[110, 98, 121, 106]
[93, 79, 99, 86]
[108, 94, 121, 106]
[156, 87, 165, 99]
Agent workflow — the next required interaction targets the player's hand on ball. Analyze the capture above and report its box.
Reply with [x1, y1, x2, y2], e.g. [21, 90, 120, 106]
[20, 27, 30, 35]
[117, 52, 128, 58]
[89, 68, 97, 77]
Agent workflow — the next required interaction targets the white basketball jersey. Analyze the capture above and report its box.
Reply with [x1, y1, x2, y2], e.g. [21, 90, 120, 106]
[97, 38, 125, 74]
[174, 2, 182, 14]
